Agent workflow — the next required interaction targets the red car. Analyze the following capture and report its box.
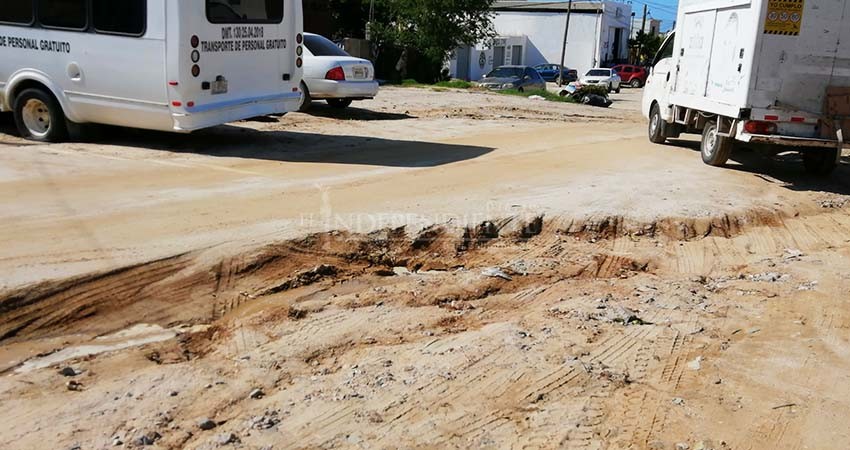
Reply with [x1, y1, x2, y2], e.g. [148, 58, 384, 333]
[612, 64, 648, 88]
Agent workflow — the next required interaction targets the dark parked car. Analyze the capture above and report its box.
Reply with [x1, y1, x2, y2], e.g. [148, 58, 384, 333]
[611, 64, 649, 88]
[478, 66, 547, 92]
[533, 64, 578, 83]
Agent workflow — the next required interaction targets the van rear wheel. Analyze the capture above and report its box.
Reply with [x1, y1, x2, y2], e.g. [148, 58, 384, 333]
[803, 148, 840, 176]
[13, 88, 68, 143]
[701, 120, 734, 167]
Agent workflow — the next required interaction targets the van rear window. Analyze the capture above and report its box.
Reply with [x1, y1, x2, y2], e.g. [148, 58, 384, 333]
[207, 0, 284, 24]
[93, 0, 146, 36]
[0, 1, 33, 24]
[39, 0, 87, 29]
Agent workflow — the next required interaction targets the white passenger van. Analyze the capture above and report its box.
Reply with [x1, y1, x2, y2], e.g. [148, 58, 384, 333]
[0, 0, 303, 142]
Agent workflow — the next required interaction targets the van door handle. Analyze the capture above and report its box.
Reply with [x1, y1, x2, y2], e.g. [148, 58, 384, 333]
[67, 62, 82, 82]
[667, 72, 671, 82]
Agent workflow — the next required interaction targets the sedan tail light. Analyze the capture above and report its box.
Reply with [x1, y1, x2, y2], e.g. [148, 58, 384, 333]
[325, 66, 346, 81]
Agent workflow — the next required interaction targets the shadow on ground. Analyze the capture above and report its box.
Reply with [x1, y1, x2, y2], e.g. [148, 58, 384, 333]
[0, 118, 492, 168]
[297, 103, 415, 121]
[669, 139, 850, 196]
[0, 113, 18, 137]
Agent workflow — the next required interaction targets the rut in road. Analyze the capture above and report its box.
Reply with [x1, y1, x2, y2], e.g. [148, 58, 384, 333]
[0, 205, 817, 345]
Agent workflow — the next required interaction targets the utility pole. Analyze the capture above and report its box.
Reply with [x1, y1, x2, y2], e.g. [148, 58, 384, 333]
[628, 12, 635, 63]
[365, 0, 375, 41]
[557, 0, 573, 86]
[636, 4, 648, 64]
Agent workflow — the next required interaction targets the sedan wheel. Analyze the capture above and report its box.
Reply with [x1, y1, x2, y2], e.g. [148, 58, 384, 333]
[630, 78, 642, 88]
[298, 82, 312, 112]
[327, 99, 353, 109]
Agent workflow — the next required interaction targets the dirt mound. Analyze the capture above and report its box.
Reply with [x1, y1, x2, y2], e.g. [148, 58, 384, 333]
[0, 208, 809, 345]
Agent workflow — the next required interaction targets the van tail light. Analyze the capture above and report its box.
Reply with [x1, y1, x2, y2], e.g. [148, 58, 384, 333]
[325, 66, 346, 81]
[744, 120, 778, 135]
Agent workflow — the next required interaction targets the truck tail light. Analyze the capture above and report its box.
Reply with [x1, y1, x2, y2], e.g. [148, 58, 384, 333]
[744, 120, 778, 135]
[325, 66, 346, 81]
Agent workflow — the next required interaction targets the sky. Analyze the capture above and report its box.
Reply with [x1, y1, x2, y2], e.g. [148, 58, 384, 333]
[527, 0, 680, 31]
[630, 0, 679, 31]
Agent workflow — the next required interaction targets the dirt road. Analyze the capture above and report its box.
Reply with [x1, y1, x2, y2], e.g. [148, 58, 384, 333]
[0, 88, 837, 289]
[2, 87, 850, 449]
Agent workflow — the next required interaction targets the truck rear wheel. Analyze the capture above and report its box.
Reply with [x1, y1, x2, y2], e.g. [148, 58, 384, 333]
[648, 104, 668, 144]
[803, 148, 840, 176]
[13, 88, 68, 143]
[701, 120, 734, 167]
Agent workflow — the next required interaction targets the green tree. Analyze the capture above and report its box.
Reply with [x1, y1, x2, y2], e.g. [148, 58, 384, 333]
[369, 0, 496, 81]
[629, 30, 663, 64]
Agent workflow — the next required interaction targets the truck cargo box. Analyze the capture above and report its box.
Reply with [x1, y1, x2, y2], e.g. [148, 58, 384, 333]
[670, 0, 850, 140]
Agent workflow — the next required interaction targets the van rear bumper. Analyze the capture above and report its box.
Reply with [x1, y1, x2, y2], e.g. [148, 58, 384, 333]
[171, 92, 301, 132]
[738, 133, 842, 149]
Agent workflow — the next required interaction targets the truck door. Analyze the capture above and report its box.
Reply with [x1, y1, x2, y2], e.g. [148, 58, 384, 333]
[642, 32, 676, 118]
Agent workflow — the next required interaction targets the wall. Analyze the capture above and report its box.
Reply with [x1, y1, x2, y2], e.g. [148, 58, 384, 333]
[491, 11, 601, 75]
[449, 2, 632, 80]
[631, 18, 663, 38]
[599, 3, 633, 65]
[493, 3, 631, 74]
[450, 36, 528, 81]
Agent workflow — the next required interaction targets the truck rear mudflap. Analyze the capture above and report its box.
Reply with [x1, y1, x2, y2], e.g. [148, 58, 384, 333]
[739, 133, 842, 149]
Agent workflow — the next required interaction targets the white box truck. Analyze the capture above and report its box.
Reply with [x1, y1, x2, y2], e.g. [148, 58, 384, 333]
[0, 0, 304, 142]
[642, 0, 850, 175]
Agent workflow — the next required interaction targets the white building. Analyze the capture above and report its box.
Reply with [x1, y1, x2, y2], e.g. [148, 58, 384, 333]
[631, 17, 662, 39]
[449, 1, 633, 81]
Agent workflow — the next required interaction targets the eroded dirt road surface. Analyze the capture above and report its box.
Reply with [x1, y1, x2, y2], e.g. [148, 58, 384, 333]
[2, 88, 850, 450]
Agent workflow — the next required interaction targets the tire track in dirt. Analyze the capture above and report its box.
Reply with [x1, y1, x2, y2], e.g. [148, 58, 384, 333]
[0, 253, 195, 342]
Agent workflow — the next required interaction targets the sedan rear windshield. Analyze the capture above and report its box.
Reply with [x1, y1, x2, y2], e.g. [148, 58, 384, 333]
[207, 0, 283, 24]
[587, 69, 611, 77]
[486, 67, 523, 78]
[304, 34, 349, 57]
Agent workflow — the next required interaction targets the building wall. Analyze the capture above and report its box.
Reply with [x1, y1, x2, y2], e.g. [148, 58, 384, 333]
[449, 2, 632, 80]
[449, 36, 529, 82]
[491, 11, 602, 75]
[452, 2, 631, 80]
[631, 18, 663, 38]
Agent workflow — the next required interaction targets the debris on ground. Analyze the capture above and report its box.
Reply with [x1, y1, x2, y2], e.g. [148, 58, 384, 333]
[197, 418, 217, 431]
[688, 356, 703, 371]
[249, 388, 265, 399]
[481, 267, 513, 281]
[58, 367, 80, 377]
